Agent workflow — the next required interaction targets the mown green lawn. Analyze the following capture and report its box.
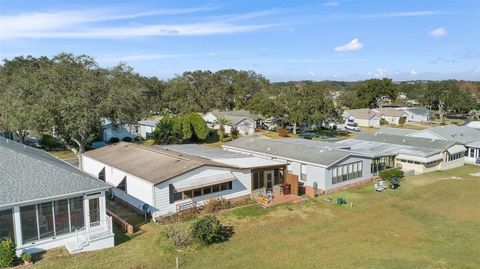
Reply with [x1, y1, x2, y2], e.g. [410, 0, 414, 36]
[32, 165, 480, 269]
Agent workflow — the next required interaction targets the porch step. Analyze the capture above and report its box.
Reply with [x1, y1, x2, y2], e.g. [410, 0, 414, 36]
[64, 240, 83, 254]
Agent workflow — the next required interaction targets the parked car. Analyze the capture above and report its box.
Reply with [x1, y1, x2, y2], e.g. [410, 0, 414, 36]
[344, 124, 360, 132]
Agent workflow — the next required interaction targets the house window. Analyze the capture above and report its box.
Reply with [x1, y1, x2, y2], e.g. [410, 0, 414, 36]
[193, 188, 202, 197]
[19, 197, 86, 244]
[174, 181, 234, 202]
[446, 152, 463, 162]
[252, 171, 265, 190]
[54, 199, 70, 235]
[0, 209, 15, 242]
[300, 164, 307, 181]
[20, 205, 38, 244]
[38, 202, 54, 239]
[117, 176, 127, 193]
[69, 197, 84, 231]
[332, 161, 363, 185]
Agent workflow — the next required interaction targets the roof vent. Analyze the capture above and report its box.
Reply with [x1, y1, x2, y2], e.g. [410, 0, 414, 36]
[402, 139, 406, 143]
[320, 150, 324, 153]
[266, 147, 271, 151]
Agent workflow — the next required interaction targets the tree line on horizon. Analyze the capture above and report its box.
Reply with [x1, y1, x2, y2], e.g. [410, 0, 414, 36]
[0, 53, 479, 164]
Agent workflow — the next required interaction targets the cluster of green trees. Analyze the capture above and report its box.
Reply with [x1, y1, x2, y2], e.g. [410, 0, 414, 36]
[1, 53, 479, 162]
[0, 54, 147, 167]
[152, 112, 209, 144]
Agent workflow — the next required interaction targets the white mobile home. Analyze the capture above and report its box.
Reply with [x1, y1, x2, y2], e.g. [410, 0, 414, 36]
[407, 125, 480, 164]
[223, 137, 374, 196]
[343, 109, 381, 128]
[81, 143, 286, 218]
[203, 110, 261, 135]
[338, 133, 466, 175]
[0, 138, 114, 255]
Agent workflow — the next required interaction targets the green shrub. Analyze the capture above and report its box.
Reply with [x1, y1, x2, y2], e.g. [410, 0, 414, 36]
[203, 198, 231, 213]
[40, 134, 65, 151]
[191, 215, 234, 245]
[379, 168, 404, 182]
[0, 238, 16, 268]
[399, 117, 406, 125]
[21, 252, 32, 263]
[380, 118, 388, 125]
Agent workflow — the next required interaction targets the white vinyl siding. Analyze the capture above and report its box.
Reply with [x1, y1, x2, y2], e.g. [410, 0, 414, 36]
[153, 166, 252, 217]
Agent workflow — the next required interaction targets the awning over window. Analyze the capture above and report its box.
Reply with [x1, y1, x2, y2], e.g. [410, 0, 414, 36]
[447, 145, 467, 155]
[396, 153, 443, 163]
[173, 172, 236, 192]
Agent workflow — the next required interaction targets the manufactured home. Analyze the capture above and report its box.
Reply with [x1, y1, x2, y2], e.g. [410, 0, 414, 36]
[81, 143, 286, 218]
[203, 110, 261, 135]
[407, 125, 480, 164]
[223, 137, 374, 196]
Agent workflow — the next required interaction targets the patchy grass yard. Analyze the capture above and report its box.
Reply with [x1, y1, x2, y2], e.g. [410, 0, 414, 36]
[47, 150, 77, 160]
[32, 165, 480, 269]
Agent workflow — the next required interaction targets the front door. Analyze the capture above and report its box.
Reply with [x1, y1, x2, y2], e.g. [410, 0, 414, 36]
[88, 198, 100, 226]
[265, 171, 273, 190]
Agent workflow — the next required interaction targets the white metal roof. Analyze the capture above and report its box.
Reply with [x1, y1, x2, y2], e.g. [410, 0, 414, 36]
[447, 145, 467, 155]
[396, 153, 443, 163]
[173, 172, 235, 192]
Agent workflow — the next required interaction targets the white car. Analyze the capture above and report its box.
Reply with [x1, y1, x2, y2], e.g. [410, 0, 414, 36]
[344, 124, 360, 132]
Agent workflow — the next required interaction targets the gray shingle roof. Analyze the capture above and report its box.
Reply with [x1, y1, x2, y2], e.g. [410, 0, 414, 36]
[415, 125, 480, 144]
[223, 137, 371, 167]
[0, 138, 109, 208]
[211, 110, 261, 122]
[404, 107, 430, 115]
[354, 133, 457, 150]
[379, 127, 417, 136]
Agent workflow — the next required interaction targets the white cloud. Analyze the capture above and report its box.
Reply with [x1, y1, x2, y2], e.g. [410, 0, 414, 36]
[410, 69, 417, 75]
[334, 38, 363, 52]
[0, 8, 278, 40]
[373, 68, 388, 78]
[309, 70, 315, 77]
[428, 27, 447, 38]
[323, 0, 348, 7]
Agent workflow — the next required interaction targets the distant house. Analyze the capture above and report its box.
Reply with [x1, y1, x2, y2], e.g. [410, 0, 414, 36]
[341, 133, 466, 175]
[0, 138, 113, 255]
[81, 143, 286, 217]
[223, 137, 374, 196]
[203, 110, 261, 135]
[101, 119, 137, 143]
[407, 125, 480, 164]
[343, 109, 382, 128]
[398, 107, 431, 122]
[343, 108, 408, 127]
[373, 108, 408, 125]
[136, 116, 162, 139]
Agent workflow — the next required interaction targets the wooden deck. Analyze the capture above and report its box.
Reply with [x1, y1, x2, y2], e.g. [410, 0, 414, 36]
[259, 194, 304, 207]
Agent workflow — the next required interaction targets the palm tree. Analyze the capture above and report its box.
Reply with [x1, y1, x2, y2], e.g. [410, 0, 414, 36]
[213, 117, 232, 142]
[152, 118, 181, 144]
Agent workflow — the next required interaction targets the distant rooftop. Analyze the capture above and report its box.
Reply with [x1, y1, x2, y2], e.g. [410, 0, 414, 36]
[0, 138, 109, 207]
[413, 124, 480, 144]
[379, 127, 417, 136]
[354, 132, 457, 151]
[210, 110, 262, 123]
[160, 144, 284, 169]
[223, 137, 371, 167]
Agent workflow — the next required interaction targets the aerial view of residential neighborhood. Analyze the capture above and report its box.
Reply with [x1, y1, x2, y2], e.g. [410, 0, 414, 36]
[1, 0, 479, 268]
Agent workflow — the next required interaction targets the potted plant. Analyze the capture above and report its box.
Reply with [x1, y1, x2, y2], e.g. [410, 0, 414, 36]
[21, 252, 33, 265]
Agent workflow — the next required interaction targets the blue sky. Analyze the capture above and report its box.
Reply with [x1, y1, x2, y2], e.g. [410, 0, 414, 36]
[0, 0, 479, 81]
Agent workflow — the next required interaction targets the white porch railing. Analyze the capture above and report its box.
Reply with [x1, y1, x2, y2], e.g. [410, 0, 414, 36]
[75, 216, 113, 250]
